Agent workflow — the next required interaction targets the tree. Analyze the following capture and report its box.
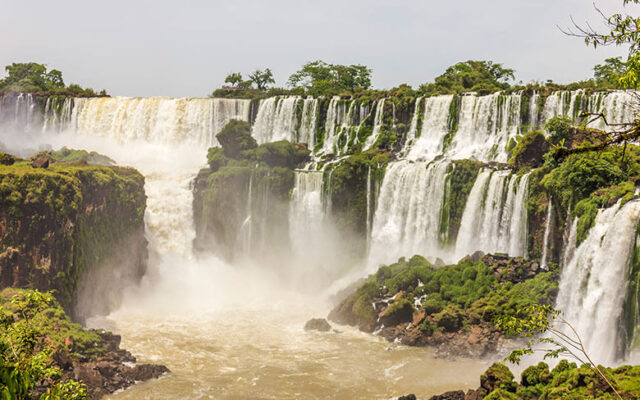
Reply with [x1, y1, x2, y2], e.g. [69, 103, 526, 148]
[563, 1, 640, 88]
[553, 1, 640, 159]
[216, 120, 257, 158]
[287, 60, 372, 95]
[0, 62, 100, 95]
[420, 60, 515, 95]
[224, 72, 244, 87]
[496, 304, 623, 400]
[248, 68, 275, 91]
[594, 57, 628, 88]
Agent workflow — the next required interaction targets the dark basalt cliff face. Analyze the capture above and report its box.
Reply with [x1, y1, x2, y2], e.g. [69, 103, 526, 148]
[0, 154, 148, 318]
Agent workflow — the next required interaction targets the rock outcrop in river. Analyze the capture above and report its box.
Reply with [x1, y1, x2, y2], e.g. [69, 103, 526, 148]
[329, 253, 558, 358]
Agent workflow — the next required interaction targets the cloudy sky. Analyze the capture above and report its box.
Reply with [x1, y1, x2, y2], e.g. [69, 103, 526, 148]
[1, 0, 637, 97]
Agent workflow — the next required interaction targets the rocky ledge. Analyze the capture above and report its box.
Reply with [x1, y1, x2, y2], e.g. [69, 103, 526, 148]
[329, 252, 558, 358]
[63, 331, 170, 399]
[1, 288, 169, 399]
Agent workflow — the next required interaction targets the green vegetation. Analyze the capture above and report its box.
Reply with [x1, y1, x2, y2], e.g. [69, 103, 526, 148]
[215, 120, 258, 158]
[287, 60, 372, 96]
[440, 159, 482, 243]
[594, 57, 632, 89]
[0, 156, 146, 308]
[419, 60, 515, 96]
[508, 130, 550, 169]
[0, 63, 105, 97]
[196, 121, 310, 259]
[539, 145, 639, 243]
[1, 289, 92, 399]
[474, 361, 640, 399]
[338, 254, 557, 336]
[327, 149, 392, 237]
[544, 116, 574, 146]
[207, 121, 310, 170]
[49, 148, 114, 165]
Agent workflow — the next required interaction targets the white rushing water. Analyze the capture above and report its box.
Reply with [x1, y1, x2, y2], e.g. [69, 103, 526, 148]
[455, 170, 529, 260]
[448, 93, 522, 163]
[368, 161, 451, 267]
[69, 97, 251, 147]
[289, 169, 327, 263]
[252, 96, 300, 144]
[540, 199, 553, 269]
[406, 95, 454, 161]
[362, 99, 387, 150]
[555, 200, 640, 365]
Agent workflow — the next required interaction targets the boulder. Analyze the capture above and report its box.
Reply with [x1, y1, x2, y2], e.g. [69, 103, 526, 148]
[398, 395, 417, 400]
[304, 318, 331, 332]
[429, 390, 465, 400]
[0, 152, 17, 166]
[480, 363, 516, 393]
[31, 156, 50, 168]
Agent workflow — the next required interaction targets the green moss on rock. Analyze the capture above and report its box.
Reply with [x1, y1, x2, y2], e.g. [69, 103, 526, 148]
[0, 158, 147, 312]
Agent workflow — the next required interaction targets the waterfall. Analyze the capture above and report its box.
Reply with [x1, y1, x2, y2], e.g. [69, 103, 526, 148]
[365, 165, 373, 244]
[541, 91, 582, 124]
[455, 170, 529, 259]
[320, 97, 370, 156]
[540, 90, 638, 130]
[589, 90, 639, 130]
[528, 91, 539, 129]
[406, 95, 455, 161]
[400, 96, 423, 157]
[0, 93, 41, 130]
[289, 169, 326, 258]
[70, 97, 251, 147]
[252, 96, 299, 144]
[447, 93, 522, 163]
[362, 99, 386, 150]
[299, 97, 318, 148]
[368, 161, 450, 267]
[42, 97, 74, 132]
[540, 199, 553, 268]
[555, 200, 640, 364]
[37, 96, 252, 258]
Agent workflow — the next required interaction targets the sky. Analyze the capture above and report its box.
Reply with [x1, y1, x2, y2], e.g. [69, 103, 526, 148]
[1, 0, 638, 97]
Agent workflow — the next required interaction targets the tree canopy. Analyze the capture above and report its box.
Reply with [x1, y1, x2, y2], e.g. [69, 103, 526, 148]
[419, 60, 515, 96]
[248, 68, 275, 91]
[593, 57, 629, 89]
[0, 62, 104, 96]
[552, 0, 640, 158]
[287, 60, 372, 95]
[564, 0, 640, 88]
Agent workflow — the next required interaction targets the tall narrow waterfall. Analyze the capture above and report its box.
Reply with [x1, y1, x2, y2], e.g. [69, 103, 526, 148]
[455, 170, 529, 260]
[555, 200, 640, 364]
[70, 97, 251, 146]
[362, 99, 386, 150]
[400, 96, 424, 157]
[540, 200, 553, 268]
[289, 169, 327, 259]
